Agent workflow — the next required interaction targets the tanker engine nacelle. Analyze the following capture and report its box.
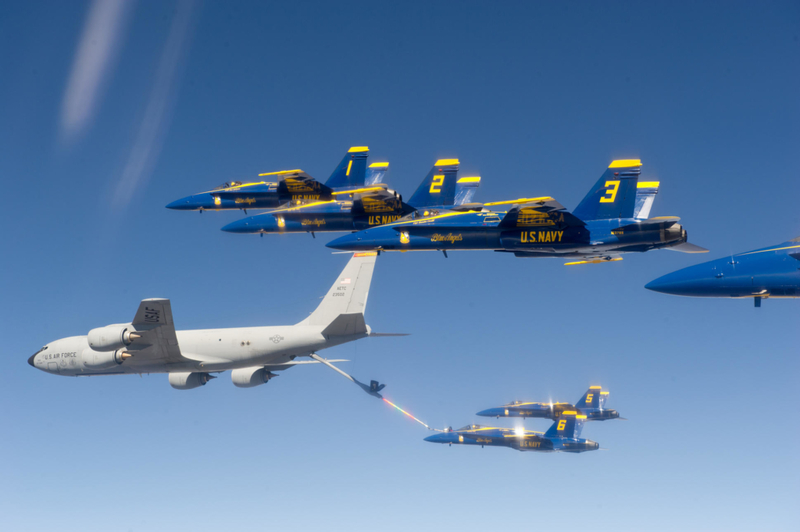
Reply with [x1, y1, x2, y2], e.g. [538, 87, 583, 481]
[82, 348, 132, 370]
[169, 372, 216, 390]
[231, 367, 277, 388]
[87, 324, 141, 352]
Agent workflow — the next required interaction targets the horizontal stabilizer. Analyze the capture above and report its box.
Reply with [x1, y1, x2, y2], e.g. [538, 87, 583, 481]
[321, 313, 367, 337]
[368, 332, 410, 337]
[666, 242, 709, 253]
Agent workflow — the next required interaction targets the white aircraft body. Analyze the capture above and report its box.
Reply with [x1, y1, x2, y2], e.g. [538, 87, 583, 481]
[28, 252, 383, 390]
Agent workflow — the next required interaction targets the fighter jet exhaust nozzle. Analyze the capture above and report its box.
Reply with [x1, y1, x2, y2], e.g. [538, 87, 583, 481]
[169, 372, 216, 390]
[81, 348, 131, 370]
[231, 367, 278, 388]
[87, 324, 140, 352]
[662, 223, 686, 245]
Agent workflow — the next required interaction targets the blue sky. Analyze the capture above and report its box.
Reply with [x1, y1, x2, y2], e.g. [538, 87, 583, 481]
[1, 1, 798, 530]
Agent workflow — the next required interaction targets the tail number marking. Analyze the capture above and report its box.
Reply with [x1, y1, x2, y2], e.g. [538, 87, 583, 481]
[556, 419, 567, 431]
[429, 174, 444, 194]
[599, 180, 620, 203]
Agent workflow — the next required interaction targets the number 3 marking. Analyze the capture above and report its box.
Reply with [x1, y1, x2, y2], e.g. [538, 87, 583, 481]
[429, 174, 444, 194]
[599, 180, 620, 203]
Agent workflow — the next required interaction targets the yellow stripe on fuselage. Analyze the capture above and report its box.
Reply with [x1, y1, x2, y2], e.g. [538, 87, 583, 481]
[265, 201, 336, 214]
[483, 197, 554, 207]
[739, 244, 800, 256]
[331, 186, 387, 196]
[258, 169, 304, 177]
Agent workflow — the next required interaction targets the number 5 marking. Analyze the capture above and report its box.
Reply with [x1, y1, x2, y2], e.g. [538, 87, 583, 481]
[429, 174, 444, 194]
[599, 180, 620, 203]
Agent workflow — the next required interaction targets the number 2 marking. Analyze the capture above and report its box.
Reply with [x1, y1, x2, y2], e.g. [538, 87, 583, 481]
[599, 180, 620, 203]
[429, 174, 444, 194]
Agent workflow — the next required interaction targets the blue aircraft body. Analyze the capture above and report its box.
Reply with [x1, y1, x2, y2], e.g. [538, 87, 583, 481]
[326, 160, 708, 264]
[646, 238, 800, 307]
[476, 385, 621, 421]
[220, 159, 482, 235]
[424, 411, 598, 453]
[166, 146, 374, 211]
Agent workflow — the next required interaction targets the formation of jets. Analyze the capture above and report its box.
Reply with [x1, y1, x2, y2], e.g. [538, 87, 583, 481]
[29, 145, 798, 456]
[426, 386, 621, 453]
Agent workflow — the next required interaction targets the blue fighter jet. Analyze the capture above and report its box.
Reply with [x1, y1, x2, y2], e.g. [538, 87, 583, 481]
[646, 237, 800, 307]
[326, 160, 708, 264]
[166, 146, 374, 212]
[220, 159, 481, 235]
[476, 385, 621, 421]
[424, 411, 599, 453]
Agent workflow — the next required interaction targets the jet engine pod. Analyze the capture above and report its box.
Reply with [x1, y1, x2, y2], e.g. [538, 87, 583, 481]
[169, 372, 216, 390]
[82, 348, 132, 370]
[231, 367, 277, 388]
[87, 324, 140, 352]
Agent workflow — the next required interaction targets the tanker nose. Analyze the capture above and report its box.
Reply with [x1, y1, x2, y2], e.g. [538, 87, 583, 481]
[28, 353, 36, 367]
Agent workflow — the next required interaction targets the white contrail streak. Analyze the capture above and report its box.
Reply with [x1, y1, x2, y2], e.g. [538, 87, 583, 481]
[112, 0, 195, 208]
[60, 0, 132, 140]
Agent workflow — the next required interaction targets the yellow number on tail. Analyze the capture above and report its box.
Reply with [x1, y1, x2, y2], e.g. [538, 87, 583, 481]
[586, 393, 593, 404]
[557, 419, 566, 431]
[429, 174, 444, 194]
[599, 180, 620, 203]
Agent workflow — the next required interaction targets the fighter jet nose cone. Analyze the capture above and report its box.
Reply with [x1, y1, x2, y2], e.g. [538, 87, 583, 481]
[221, 219, 250, 233]
[645, 270, 695, 296]
[424, 434, 441, 443]
[475, 409, 498, 417]
[166, 196, 197, 210]
[644, 277, 668, 293]
[326, 233, 363, 250]
[28, 353, 36, 367]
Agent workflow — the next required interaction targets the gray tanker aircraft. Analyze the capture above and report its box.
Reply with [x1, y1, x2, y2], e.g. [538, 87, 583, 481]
[28, 253, 389, 390]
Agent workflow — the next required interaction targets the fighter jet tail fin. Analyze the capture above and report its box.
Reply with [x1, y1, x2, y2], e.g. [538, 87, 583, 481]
[544, 411, 586, 439]
[298, 252, 378, 329]
[633, 180, 660, 220]
[365, 162, 390, 186]
[325, 146, 370, 189]
[573, 160, 641, 221]
[454, 176, 481, 205]
[575, 386, 603, 409]
[407, 159, 459, 208]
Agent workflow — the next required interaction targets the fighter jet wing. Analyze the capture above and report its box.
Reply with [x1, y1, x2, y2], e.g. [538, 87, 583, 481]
[260, 169, 334, 198]
[497, 201, 585, 229]
[352, 187, 404, 214]
[127, 298, 187, 364]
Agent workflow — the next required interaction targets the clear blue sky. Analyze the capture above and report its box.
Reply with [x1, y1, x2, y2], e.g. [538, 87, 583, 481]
[1, 1, 798, 530]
